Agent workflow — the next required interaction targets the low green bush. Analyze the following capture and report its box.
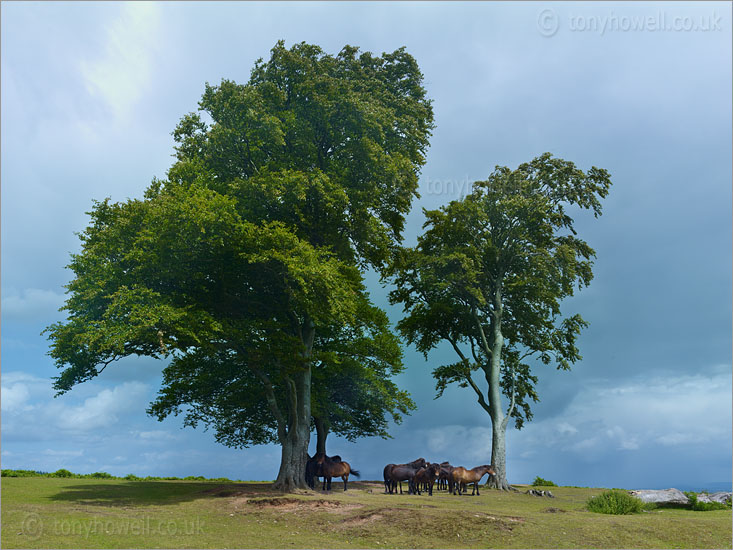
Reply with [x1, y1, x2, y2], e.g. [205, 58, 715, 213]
[2, 470, 43, 477]
[87, 471, 113, 479]
[532, 476, 557, 487]
[124, 473, 142, 481]
[685, 492, 732, 511]
[52, 468, 75, 478]
[587, 490, 643, 515]
[1, 469, 44, 477]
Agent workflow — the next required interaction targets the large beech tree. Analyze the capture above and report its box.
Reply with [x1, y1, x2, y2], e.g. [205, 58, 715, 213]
[46, 41, 433, 491]
[390, 154, 611, 490]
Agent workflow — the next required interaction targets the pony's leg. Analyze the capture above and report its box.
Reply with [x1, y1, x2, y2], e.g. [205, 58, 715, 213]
[343, 475, 348, 491]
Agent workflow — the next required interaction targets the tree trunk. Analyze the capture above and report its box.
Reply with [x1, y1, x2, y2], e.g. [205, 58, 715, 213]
[485, 284, 511, 491]
[487, 416, 510, 490]
[272, 366, 311, 491]
[273, 319, 314, 492]
[273, 428, 309, 492]
[314, 416, 329, 456]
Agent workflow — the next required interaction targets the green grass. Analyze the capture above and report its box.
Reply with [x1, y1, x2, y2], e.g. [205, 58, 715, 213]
[1, 478, 730, 548]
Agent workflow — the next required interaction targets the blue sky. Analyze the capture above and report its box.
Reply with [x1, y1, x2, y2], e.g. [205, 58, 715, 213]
[2, 1, 731, 490]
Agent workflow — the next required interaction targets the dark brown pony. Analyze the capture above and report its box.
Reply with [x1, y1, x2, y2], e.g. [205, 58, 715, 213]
[305, 453, 338, 489]
[451, 464, 496, 495]
[320, 454, 360, 491]
[414, 462, 441, 496]
[384, 458, 426, 494]
[437, 461, 453, 492]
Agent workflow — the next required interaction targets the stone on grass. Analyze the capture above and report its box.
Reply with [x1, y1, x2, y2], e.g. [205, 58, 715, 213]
[627, 488, 689, 505]
[697, 492, 732, 504]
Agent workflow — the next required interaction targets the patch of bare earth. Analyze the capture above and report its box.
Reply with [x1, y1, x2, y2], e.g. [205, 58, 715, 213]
[242, 497, 361, 514]
[339, 508, 407, 527]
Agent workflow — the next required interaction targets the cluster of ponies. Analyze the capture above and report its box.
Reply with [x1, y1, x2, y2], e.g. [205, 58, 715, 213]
[304, 453, 496, 496]
[383, 458, 496, 496]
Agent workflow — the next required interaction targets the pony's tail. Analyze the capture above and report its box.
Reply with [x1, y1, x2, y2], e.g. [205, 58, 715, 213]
[350, 469, 361, 478]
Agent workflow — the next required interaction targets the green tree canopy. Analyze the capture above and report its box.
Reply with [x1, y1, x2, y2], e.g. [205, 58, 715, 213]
[309, 302, 415, 454]
[46, 41, 434, 491]
[390, 153, 611, 490]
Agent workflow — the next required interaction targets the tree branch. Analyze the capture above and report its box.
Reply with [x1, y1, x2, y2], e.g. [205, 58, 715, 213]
[472, 305, 492, 357]
[284, 373, 298, 430]
[504, 364, 517, 422]
[447, 336, 491, 416]
[251, 366, 288, 442]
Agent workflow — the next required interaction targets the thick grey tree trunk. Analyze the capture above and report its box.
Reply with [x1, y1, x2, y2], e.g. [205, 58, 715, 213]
[272, 319, 314, 492]
[487, 416, 510, 490]
[272, 367, 311, 491]
[485, 283, 511, 491]
[274, 427, 309, 492]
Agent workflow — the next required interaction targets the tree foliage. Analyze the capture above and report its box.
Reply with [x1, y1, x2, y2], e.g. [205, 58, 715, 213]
[45, 41, 434, 490]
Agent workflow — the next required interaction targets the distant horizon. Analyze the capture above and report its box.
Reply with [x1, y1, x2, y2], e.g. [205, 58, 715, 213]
[2, 467, 730, 495]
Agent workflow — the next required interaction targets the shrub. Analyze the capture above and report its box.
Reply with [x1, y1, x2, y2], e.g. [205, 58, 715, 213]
[686, 492, 732, 511]
[1, 469, 44, 477]
[52, 468, 75, 478]
[88, 471, 113, 479]
[184, 475, 206, 481]
[532, 476, 557, 487]
[124, 473, 142, 481]
[587, 490, 643, 515]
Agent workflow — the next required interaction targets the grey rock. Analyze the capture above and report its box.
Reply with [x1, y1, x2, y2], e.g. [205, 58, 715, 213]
[628, 488, 689, 505]
[697, 492, 731, 504]
[525, 489, 555, 498]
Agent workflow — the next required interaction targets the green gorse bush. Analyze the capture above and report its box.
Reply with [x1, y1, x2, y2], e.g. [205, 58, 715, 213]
[685, 492, 732, 511]
[532, 476, 557, 487]
[587, 490, 643, 514]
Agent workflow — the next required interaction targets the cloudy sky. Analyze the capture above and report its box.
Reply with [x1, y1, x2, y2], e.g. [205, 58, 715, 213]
[2, 1, 731, 491]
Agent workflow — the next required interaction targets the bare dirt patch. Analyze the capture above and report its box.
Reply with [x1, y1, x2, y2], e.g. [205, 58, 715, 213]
[339, 508, 407, 527]
[243, 497, 362, 514]
[543, 507, 568, 513]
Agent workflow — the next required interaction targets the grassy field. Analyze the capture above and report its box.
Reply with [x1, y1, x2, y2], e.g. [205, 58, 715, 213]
[2, 477, 731, 549]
